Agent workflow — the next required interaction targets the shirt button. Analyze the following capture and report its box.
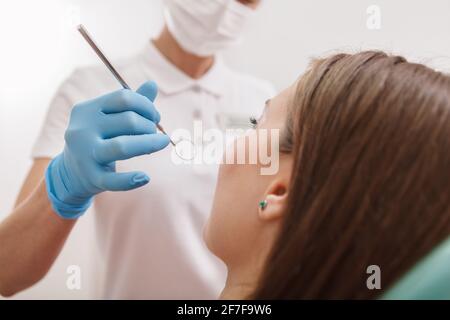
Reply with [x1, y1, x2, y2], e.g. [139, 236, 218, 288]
[193, 109, 202, 120]
[192, 84, 202, 93]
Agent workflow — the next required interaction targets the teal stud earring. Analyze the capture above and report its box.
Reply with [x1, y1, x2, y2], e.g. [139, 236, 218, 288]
[259, 200, 268, 210]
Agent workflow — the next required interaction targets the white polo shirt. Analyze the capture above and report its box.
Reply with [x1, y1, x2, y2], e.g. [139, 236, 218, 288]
[32, 42, 275, 299]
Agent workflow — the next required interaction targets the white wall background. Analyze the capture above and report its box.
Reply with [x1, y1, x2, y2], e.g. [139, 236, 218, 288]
[0, 0, 449, 299]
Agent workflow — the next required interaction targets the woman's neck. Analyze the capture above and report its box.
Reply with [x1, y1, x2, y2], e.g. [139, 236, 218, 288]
[152, 27, 215, 80]
[220, 265, 260, 300]
[220, 283, 254, 300]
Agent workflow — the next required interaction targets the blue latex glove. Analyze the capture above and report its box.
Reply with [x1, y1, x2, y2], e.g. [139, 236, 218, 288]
[45, 81, 170, 219]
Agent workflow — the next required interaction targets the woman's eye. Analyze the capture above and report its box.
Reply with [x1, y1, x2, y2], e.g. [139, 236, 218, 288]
[249, 116, 258, 129]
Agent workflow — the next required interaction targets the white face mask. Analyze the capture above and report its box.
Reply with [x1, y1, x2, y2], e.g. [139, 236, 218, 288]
[164, 0, 256, 57]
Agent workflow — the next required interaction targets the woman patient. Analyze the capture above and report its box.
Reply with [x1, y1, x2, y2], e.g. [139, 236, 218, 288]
[204, 51, 450, 299]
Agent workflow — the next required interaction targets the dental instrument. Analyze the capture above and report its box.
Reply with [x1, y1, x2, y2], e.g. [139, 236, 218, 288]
[77, 24, 176, 147]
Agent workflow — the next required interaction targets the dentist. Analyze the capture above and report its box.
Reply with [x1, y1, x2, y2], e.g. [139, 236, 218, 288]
[0, 0, 274, 299]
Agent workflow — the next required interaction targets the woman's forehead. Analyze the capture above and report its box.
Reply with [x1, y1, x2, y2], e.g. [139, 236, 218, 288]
[265, 85, 295, 125]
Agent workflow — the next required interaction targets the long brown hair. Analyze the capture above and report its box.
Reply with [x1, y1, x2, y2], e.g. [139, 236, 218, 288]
[254, 51, 450, 299]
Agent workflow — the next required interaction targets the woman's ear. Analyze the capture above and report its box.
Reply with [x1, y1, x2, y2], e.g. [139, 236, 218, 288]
[258, 180, 289, 222]
[258, 154, 293, 221]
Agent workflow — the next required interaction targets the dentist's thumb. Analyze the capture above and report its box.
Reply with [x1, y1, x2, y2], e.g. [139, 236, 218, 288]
[137, 81, 158, 102]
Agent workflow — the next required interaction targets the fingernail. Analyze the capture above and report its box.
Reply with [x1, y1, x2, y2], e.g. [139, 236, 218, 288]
[132, 174, 149, 185]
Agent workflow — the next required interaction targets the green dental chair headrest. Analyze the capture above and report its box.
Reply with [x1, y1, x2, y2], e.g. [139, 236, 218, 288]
[382, 237, 450, 300]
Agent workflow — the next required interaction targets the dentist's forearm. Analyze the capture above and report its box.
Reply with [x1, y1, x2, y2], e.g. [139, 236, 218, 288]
[0, 180, 76, 297]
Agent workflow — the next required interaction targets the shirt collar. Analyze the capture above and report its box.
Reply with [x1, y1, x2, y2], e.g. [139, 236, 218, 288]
[138, 41, 231, 97]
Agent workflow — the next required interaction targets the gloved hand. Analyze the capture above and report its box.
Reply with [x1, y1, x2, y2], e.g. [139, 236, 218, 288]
[45, 81, 169, 219]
